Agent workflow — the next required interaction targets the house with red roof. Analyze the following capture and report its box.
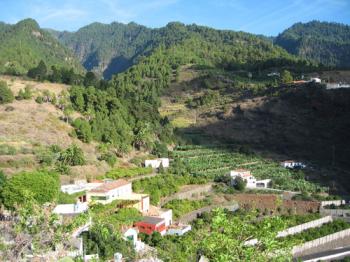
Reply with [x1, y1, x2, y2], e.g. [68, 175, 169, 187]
[134, 216, 167, 236]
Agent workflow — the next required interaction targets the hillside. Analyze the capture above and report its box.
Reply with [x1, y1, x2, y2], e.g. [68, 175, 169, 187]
[275, 21, 350, 68]
[160, 66, 350, 191]
[0, 76, 110, 180]
[0, 19, 84, 75]
[52, 21, 310, 79]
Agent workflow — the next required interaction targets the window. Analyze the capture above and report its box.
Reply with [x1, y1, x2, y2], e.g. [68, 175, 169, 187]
[91, 195, 108, 201]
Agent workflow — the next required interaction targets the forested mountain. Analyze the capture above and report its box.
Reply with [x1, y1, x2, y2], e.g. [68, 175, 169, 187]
[275, 21, 350, 68]
[52, 21, 312, 79]
[0, 19, 84, 75]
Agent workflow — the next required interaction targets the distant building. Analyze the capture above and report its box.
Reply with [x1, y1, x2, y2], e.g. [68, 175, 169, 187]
[122, 227, 145, 251]
[280, 160, 306, 169]
[145, 206, 173, 227]
[229, 169, 270, 189]
[86, 179, 150, 212]
[292, 80, 307, 84]
[53, 202, 88, 216]
[144, 158, 169, 169]
[167, 223, 191, 236]
[135, 216, 167, 236]
[310, 77, 322, 83]
[61, 180, 103, 195]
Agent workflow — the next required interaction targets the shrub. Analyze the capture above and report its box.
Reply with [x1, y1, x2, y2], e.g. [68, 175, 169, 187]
[99, 152, 117, 167]
[0, 81, 14, 104]
[17, 86, 32, 100]
[234, 176, 246, 191]
[35, 96, 44, 104]
[1, 171, 60, 209]
[59, 144, 86, 166]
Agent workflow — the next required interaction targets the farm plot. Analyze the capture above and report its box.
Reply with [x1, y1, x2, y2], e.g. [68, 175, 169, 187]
[171, 145, 326, 193]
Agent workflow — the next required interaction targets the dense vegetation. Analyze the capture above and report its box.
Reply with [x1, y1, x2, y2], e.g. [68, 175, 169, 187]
[53, 21, 317, 78]
[0, 19, 83, 75]
[1, 171, 59, 209]
[163, 198, 212, 219]
[171, 145, 326, 193]
[275, 21, 350, 68]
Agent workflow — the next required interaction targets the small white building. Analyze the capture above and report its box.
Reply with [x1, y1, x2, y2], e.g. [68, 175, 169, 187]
[61, 180, 103, 195]
[146, 206, 173, 227]
[310, 77, 322, 83]
[280, 160, 306, 169]
[144, 158, 169, 169]
[86, 179, 132, 204]
[86, 179, 150, 213]
[167, 223, 191, 236]
[53, 202, 88, 216]
[230, 169, 270, 189]
[122, 227, 145, 252]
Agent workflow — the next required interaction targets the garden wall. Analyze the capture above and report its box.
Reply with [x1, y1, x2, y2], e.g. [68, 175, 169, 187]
[320, 200, 346, 207]
[292, 228, 350, 257]
[277, 216, 333, 237]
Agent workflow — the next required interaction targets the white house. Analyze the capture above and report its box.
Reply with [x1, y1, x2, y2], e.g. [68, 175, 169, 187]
[122, 227, 145, 252]
[86, 179, 150, 213]
[167, 223, 191, 236]
[144, 158, 169, 169]
[146, 206, 173, 227]
[61, 180, 103, 195]
[230, 169, 270, 189]
[310, 77, 321, 83]
[86, 179, 132, 204]
[53, 202, 88, 216]
[280, 160, 306, 169]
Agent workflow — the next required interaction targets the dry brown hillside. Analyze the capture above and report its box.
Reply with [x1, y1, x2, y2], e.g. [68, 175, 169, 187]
[0, 76, 109, 179]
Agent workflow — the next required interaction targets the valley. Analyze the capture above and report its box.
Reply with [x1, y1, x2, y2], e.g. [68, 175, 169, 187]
[0, 15, 350, 262]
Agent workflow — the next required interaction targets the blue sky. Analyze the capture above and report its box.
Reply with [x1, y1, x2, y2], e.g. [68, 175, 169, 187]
[1, 0, 349, 35]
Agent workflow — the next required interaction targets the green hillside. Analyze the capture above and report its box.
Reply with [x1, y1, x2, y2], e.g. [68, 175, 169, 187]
[275, 21, 350, 68]
[53, 21, 314, 79]
[0, 19, 84, 75]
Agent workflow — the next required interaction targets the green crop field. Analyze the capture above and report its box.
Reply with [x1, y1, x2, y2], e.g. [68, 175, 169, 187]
[170, 145, 326, 193]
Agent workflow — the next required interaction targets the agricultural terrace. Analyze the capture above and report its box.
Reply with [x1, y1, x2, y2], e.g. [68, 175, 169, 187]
[170, 145, 327, 193]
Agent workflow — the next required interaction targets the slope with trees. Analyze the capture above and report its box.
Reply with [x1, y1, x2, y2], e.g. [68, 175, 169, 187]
[275, 21, 350, 68]
[0, 19, 84, 75]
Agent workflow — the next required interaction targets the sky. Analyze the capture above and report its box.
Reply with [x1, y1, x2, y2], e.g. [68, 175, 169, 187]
[1, 0, 349, 35]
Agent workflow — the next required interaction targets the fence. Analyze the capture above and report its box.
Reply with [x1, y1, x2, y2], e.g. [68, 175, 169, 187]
[277, 216, 333, 237]
[292, 228, 350, 257]
[245, 216, 333, 246]
[320, 200, 346, 207]
[320, 208, 350, 217]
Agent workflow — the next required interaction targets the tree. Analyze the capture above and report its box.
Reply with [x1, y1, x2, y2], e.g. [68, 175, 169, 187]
[199, 209, 292, 261]
[84, 71, 98, 87]
[27, 60, 47, 81]
[1, 171, 60, 209]
[281, 70, 293, 83]
[73, 118, 93, 143]
[59, 144, 86, 166]
[0, 170, 7, 205]
[0, 80, 14, 104]
[234, 176, 246, 191]
[17, 85, 32, 100]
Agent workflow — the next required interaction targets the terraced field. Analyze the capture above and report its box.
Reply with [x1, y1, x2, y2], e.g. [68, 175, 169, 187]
[170, 145, 326, 193]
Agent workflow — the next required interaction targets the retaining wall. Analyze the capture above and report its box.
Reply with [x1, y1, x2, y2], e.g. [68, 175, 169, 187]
[292, 228, 350, 257]
[320, 200, 346, 207]
[277, 216, 333, 237]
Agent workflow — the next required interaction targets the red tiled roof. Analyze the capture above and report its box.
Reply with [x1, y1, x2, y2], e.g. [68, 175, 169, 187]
[89, 179, 130, 193]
